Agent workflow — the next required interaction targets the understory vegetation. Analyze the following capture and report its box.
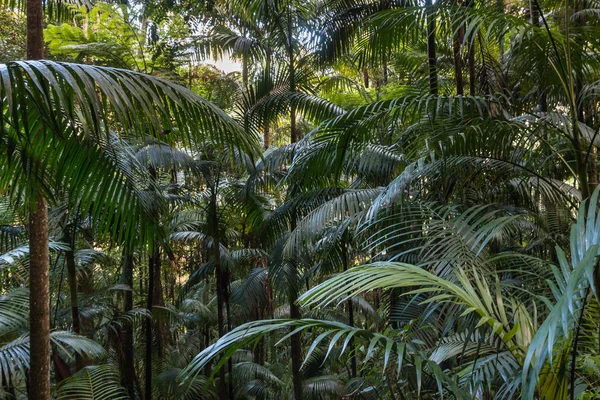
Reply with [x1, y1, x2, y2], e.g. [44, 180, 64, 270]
[2, 0, 600, 398]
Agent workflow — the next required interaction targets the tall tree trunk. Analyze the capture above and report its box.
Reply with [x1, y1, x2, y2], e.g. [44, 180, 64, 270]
[27, 0, 50, 395]
[425, 0, 438, 95]
[497, 0, 505, 55]
[151, 246, 165, 357]
[529, 0, 547, 111]
[64, 227, 84, 371]
[530, 0, 540, 26]
[289, 55, 298, 144]
[468, 42, 476, 95]
[211, 181, 230, 400]
[263, 49, 272, 150]
[29, 194, 50, 400]
[120, 248, 136, 398]
[289, 202, 303, 400]
[242, 52, 249, 92]
[452, 8, 465, 96]
[145, 247, 155, 400]
[342, 239, 356, 378]
[467, 0, 476, 95]
[288, 12, 298, 144]
[287, 6, 303, 398]
[290, 302, 303, 400]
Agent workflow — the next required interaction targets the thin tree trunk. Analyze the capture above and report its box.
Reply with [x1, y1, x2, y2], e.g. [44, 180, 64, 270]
[452, 11, 464, 95]
[342, 239, 357, 378]
[529, 0, 547, 111]
[287, 5, 303, 397]
[26, 0, 50, 394]
[290, 302, 303, 400]
[211, 180, 229, 400]
[64, 228, 84, 371]
[289, 57, 298, 144]
[151, 246, 165, 357]
[29, 194, 50, 400]
[145, 247, 155, 400]
[425, 0, 438, 95]
[264, 123, 270, 150]
[288, 11, 298, 144]
[263, 49, 272, 150]
[468, 42, 476, 95]
[120, 248, 136, 398]
[530, 0, 540, 26]
[242, 52, 249, 92]
[289, 185, 303, 400]
[497, 0, 505, 55]
[467, 0, 476, 95]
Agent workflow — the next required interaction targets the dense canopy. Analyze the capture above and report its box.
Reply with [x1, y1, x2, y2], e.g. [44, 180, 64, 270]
[1, 0, 600, 398]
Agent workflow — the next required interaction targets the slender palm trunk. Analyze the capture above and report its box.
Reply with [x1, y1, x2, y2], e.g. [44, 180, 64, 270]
[289, 205, 303, 400]
[467, 0, 476, 95]
[242, 51, 249, 92]
[288, 10, 298, 144]
[468, 41, 476, 95]
[289, 52, 298, 144]
[290, 302, 303, 400]
[210, 179, 230, 400]
[64, 227, 83, 371]
[151, 246, 165, 357]
[452, 6, 464, 96]
[529, 0, 547, 111]
[264, 50, 272, 150]
[145, 247, 155, 400]
[120, 248, 136, 398]
[29, 194, 50, 400]
[425, 0, 438, 95]
[27, 0, 50, 395]
[342, 240, 356, 378]
[287, 5, 303, 397]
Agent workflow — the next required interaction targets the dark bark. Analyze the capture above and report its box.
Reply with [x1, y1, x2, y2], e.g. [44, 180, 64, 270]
[64, 228, 84, 371]
[120, 248, 136, 398]
[211, 180, 230, 400]
[26, 0, 44, 61]
[529, 0, 547, 111]
[530, 0, 540, 26]
[145, 247, 155, 400]
[26, 0, 50, 395]
[342, 240, 356, 378]
[28, 194, 50, 400]
[425, 0, 438, 95]
[467, 0, 476, 95]
[363, 67, 369, 88]
[453, 15, 465, 95]
[290, 302, 303, 400]
[287, 5, 303, 395]
[151, 246, 166, 357]
[468, 43, 476, 95]
[288, 7, 298, 144]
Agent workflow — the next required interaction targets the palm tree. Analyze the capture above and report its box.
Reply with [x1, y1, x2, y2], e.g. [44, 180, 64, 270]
[0, 57, 258, 398]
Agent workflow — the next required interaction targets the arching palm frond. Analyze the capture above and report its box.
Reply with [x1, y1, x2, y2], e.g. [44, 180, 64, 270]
[56, 364, 128, 400]
[522, 187, 600, 398]
[0, 331, 106, 389]
[180, 318, 468, 397]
